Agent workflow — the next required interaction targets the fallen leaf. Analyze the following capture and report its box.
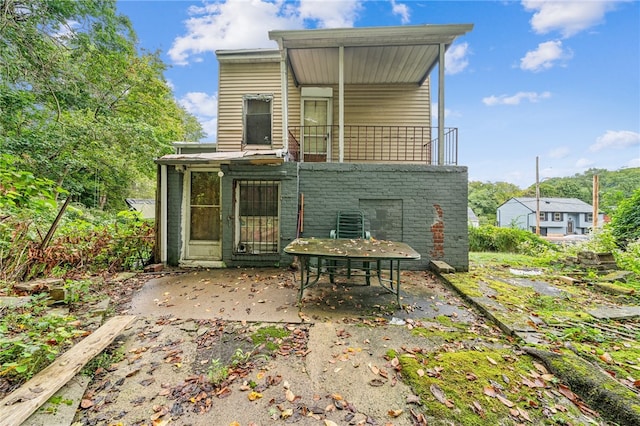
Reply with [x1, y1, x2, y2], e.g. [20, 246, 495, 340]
[486, 356, 498, 366]
[533, 362, 548, 374]
[324, 421, 338, 426]
[517, 406, 532, 422]
[466, 372, 478, 381]
[471, 400, 485, 418]
[599, 352, 613, 364]
[248, 391, 263, 401]
[430, 384, 454, 408]
[417, 369, 425, 377]
[557, 384, 576, 401]
[388, 408, 403, 417]
[368, 363, 380, 375]
[496, 394, 515, 408]
[80, 399, 93, 409]
[483, 385, 497, 398]
[285, 389, 296, 402]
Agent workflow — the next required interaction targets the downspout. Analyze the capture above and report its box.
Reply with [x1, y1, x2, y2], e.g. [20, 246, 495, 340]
[160, 164, 168, 264]
[438, 42, 446, 165]
[338, 44, 345, 163]
[280, 45, 289, 154]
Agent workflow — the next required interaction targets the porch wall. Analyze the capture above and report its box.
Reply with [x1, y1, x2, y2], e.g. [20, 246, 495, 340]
[162, 163, 469, 272]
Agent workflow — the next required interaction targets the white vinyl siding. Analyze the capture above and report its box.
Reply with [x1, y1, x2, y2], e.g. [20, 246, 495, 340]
[217, 61, 283, 151]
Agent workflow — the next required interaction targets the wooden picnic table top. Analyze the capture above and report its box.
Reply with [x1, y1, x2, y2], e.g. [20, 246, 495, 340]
[284, 238, 421, 261]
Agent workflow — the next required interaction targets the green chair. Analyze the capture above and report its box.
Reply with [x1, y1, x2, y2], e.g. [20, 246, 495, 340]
[329, 210, 371, 284]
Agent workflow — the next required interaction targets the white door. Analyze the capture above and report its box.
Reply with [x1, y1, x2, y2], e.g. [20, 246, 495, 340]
[302, 98, 331, 162]
[185, 170, 221, 260]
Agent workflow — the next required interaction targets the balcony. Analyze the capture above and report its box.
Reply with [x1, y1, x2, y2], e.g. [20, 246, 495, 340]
[287, 125, 458, 165]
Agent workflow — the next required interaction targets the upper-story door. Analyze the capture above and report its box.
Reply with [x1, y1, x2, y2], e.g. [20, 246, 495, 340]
[185, 170, 221, 260]
[302, 98, 331, 162]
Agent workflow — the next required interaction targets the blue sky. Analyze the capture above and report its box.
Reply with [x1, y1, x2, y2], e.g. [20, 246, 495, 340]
[117, 0, 640, 187]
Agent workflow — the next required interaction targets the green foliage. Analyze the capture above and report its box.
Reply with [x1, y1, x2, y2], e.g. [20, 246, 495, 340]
[520, 168, 640, 215]
[207, 358, 229, 385]
[0, 295, 83, 381]
[0, 154, 66, 211]
[609, 188, 640, 249]
[0, 0, 203, 211]
[468, 181, 522, 225]
[468, 225, 557, 256]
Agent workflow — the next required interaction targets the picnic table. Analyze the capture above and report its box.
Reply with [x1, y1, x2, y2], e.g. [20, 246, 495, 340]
[284, 238, 421, 305]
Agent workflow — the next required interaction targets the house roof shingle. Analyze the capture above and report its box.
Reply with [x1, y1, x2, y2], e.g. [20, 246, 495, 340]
[509, 197, 595, 213]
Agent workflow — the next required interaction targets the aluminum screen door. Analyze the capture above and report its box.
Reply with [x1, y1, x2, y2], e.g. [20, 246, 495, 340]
[186, 170, 221, 259]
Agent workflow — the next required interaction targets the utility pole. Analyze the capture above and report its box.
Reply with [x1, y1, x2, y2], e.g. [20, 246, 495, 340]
[535, 156, 540, 235]
[592, 174, 599, 231]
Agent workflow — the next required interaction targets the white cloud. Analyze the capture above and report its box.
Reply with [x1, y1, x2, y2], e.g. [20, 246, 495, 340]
[628, 157, 640, 168]
[299, 0, 362, 28]
[179, 92, 218, 139]
[522, 0, 618, 38]
[445, 42, 470, 75]
[589, 130, 640, 152]
[390, 0, 410, 24]
[548, 146, 570, 159]
[520, 40, 572, 72]
[575, 157, 595, 168]
[169, 0, 364, 65]
[169, 0, 300, 65]
[482, 91, 551, 106]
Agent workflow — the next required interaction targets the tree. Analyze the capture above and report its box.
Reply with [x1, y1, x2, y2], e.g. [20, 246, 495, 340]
[0, 0, 204, 210]
[609, 188, 640, 249]
[468, 181, 522, 225]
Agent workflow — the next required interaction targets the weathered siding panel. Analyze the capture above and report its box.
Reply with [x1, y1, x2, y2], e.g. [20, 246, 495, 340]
[217, 61, 283, 151]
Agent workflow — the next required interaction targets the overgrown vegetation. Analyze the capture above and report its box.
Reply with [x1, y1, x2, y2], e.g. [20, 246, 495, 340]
[1, 154, 154, 281]
[0, 154, 154, 395]
[1, 0, 204, 211]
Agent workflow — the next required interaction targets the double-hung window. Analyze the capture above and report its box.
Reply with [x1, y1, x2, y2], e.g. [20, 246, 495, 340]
[585, 213, 593, 222]
[243, 95, 272, 145]
[234, 180, 280, 254]
[553, 212, 563, 222]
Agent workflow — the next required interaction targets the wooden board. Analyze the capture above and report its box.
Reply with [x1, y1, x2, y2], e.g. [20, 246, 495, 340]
[0, 315, 136, 426]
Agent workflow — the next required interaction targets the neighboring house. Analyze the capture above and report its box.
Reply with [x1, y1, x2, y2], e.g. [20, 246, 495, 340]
[154, 24, 473, 272]
[496, 197, 604, 236]
[468, 207, 480, 228]
[125, 199, 155, 220]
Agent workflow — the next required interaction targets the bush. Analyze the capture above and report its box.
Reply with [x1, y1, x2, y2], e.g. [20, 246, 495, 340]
[469, 225, 556, 256]
[609, 188, 640, 249]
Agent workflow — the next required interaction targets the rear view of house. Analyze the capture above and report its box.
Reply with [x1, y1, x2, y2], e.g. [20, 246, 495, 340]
[154, 24, 473, 272]
[497, 197, 604, 236]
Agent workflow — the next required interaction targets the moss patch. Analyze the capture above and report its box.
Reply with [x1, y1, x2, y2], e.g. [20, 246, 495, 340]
[250, 325, 291, 351]
[396, 346, 594, 425]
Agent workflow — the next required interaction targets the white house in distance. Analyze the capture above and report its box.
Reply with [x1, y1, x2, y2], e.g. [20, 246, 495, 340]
[496, 197, 604, 236]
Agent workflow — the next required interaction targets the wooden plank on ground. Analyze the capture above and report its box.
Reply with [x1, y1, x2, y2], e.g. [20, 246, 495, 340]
[0, 315, 136, 426]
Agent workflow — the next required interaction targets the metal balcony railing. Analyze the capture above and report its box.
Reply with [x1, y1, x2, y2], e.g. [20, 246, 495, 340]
[287, 125, 457, 165]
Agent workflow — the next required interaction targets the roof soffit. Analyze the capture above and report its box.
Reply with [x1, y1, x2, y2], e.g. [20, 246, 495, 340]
[269, 24, 473, 86]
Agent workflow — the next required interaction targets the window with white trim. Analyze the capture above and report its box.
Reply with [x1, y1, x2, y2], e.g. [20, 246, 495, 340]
[243, 95, 272, 145]
[539, 211, 546, 221]
[234, 180, 280, 254]
[553, 212, 562, 222]
[585, 213, 593, 222]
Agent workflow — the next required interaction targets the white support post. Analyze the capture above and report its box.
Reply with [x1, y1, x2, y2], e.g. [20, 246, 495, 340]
[339, 45, 345, 163]
[438, 42, 446, 165]
[280, 46, 289, 154]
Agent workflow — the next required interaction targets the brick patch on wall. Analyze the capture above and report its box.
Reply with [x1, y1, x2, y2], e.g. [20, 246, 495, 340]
[430, 203, 444, 259]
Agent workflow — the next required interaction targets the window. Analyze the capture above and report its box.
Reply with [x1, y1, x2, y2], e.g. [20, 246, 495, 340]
[539, 211, 546, 221]
[244, 95, 272, 145]
[235, 180, 279, 254]
[553, 212, 562, 222]
[585, 213, 593, 222]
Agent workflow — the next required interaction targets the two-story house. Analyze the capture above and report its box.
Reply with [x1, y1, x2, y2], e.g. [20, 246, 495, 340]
[154, 24, 473, 271]
[497, 197, 604, 236]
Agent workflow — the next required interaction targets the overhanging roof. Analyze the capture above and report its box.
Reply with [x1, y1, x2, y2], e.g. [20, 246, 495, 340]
[269, 24, 473, 85]
[155, 150, 284, 166]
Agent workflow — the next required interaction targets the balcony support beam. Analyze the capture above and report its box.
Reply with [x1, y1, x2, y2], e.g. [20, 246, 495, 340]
[438, 42, 445, 165]
[339, 44, 345, 163]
